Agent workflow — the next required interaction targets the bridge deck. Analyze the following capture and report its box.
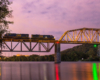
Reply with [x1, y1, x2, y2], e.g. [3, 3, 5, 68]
[1, 38, 57, 43]
[0, 38, 100, 44]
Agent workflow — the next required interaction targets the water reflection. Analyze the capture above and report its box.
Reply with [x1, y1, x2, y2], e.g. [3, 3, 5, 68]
[93, 63, 98, 80]
[0, 62, 100, 80]
[98, 63, 100, 80]
[55, 64, 60, 80]
[0, 63, 1, 80]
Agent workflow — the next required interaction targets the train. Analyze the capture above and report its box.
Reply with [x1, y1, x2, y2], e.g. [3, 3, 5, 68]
[3, 33, 29, 39]
[3, 33, 55, 40]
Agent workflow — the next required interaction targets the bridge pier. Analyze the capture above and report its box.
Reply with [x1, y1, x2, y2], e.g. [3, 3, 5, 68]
[97, 45, 100, 57]
[55, 43, 61, 63]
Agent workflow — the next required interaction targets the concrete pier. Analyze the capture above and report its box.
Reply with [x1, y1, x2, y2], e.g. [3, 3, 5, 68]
[55, 43, 61, 63]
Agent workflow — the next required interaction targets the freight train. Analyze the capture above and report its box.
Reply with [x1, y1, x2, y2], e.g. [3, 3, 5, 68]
[3, 33, 55, 40]
[3, 33, 29, 39]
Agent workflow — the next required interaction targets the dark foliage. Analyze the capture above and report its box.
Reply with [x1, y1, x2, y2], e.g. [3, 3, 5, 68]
[0, 0, 13, 27]
[0, 0, 13, 48]
[61, 44, 98, 61]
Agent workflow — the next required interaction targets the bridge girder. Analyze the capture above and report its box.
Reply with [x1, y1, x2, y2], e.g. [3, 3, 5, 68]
[0, 40, 55, 52]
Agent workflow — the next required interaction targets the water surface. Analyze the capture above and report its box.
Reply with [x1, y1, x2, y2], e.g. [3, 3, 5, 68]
[0, 62, 99, 80]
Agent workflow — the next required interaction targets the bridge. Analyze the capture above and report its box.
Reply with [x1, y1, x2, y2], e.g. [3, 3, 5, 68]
[0, 28, 100, 63]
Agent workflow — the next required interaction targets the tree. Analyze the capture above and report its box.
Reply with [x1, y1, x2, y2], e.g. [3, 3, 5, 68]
[0, 0, 13, 48]
[0, 0, 13, 29]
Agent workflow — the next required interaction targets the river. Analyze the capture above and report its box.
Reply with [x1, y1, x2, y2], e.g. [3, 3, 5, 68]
[0, 62, 99, 80]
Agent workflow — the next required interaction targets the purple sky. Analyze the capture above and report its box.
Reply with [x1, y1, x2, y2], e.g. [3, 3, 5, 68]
[4, 0, 100, 56]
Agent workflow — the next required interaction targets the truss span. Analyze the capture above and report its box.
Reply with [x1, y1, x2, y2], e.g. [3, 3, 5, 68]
[59, 28, 100, 44]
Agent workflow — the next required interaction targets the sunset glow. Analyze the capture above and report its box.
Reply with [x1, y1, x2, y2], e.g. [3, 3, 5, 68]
[4, 0, 100, 56]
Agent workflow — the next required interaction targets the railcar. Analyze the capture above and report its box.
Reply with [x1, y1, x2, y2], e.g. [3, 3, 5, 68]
[3, 33, 16, 38]
[31, 34, 55, 40]
[3, 33, 29, 39]
[16, 34, 29, 39]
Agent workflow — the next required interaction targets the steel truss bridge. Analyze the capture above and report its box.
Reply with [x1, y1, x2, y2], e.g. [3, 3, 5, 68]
[0, 28, 100, 63]
[59, 28, 100, 44]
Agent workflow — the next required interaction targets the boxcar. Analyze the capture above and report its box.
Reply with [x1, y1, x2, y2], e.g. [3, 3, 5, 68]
[3, 33, 29, 39]
[31, 35, 41, 39]
[43, 35, 55, 40]
[31, 34, 55, 40]
[16, 34, 29, 39]
[3, 33, 17, 38]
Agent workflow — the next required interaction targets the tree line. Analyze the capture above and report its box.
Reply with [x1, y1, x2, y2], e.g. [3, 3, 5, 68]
[1, 54, 54, 61]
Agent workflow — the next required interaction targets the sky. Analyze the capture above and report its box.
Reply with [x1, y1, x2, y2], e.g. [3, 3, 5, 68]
[3, 0, 100, 56]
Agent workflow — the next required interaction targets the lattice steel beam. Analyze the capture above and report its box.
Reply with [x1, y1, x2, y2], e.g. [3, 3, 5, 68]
[1, 41, 55, 52]
[59, 28, 100, 44]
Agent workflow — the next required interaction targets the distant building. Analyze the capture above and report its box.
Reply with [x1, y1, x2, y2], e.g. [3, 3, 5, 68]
[16, 54, 20, 56]
[25, 55, 29, 57]
[16, 54, 29, 57]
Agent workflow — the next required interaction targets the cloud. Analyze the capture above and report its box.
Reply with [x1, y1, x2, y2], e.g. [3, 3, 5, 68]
[8, 0, 100, 33]
[40, 11, 48, 14]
